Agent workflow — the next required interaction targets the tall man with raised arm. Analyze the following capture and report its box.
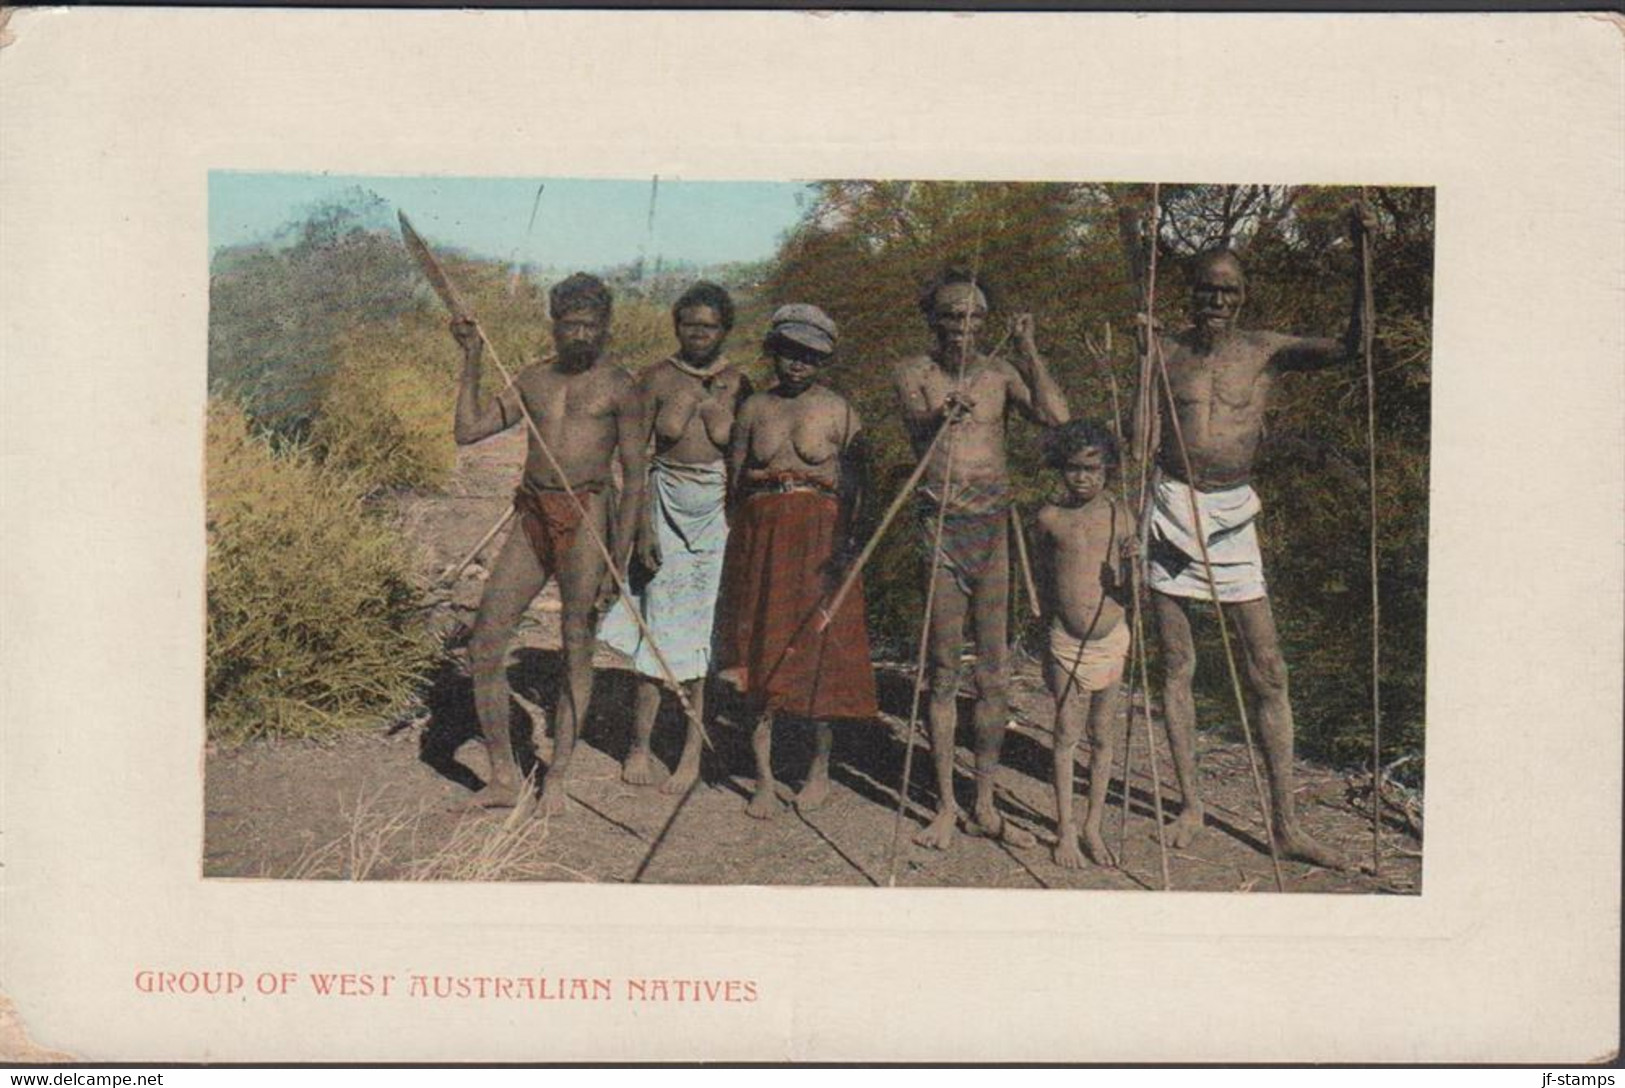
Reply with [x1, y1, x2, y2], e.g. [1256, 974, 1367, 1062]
[892, 269, 1070, 851]
[451, 273, 646, 816]
[1143, 208, 1373, 868]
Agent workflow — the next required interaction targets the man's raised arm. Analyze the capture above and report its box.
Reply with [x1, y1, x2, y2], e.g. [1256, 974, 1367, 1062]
[452, 318, 522, 445]
[1272, 203, 1376, 373]
[1005, 313, 1071, 425]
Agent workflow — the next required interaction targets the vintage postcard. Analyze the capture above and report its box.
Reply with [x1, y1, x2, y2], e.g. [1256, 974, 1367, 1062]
[1, 8, 1619, 1064]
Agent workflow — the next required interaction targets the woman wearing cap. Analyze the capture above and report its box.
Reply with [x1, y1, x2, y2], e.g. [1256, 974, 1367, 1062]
[713, 304, 879, 819]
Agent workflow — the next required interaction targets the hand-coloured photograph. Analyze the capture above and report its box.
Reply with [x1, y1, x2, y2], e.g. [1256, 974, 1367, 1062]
[204, 173, 1432, 894]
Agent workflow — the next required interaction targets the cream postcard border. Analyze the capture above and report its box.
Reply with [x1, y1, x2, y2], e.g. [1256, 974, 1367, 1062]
[0, 9, 1619, 1063]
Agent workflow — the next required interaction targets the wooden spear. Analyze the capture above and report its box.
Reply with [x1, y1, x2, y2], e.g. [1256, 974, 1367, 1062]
[399, 211, 712, 752]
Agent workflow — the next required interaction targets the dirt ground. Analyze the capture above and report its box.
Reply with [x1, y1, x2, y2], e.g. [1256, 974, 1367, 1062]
[204, 427, 1421, 894]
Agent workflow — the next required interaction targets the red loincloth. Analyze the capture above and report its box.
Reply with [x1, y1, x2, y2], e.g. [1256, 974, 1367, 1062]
[713, 488, 879, 721]
[513, 481, 601, 575]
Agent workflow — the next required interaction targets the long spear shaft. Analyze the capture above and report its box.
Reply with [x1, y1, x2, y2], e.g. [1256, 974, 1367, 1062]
[816, 326, 1014, 632]
[1093, 314, 1171, 888]
[1359, 187, 1383, 879]
[436, 507, 515, 588]
[816, 420, 949, 630]
[399, 211, 712, 753]
[1009, 508, 1041, 620]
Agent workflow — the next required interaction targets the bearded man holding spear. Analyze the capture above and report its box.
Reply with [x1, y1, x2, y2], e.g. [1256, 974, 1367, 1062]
[449, 271, 647, 815]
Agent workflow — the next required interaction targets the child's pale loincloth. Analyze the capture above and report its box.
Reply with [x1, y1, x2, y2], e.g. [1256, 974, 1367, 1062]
[916, 477, 1010, 596]
[600, 457, 728, 684]
[512, 478, 605, 576]
[1048, 621, 1130, 693]
[1146, 474, 1267, 604]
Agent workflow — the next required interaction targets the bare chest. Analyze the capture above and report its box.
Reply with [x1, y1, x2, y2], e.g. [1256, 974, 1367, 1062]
[652, 370, 739, 440]
[520, 368, 619, 424]
[1164, 343, 1273, 417]
[1048, 505, 1119, 570]
[748, 397, 843, 466]
[904, 362, 1007, 425]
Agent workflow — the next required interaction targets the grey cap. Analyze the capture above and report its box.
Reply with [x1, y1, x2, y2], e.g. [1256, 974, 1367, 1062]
[768, 303, 838, 354]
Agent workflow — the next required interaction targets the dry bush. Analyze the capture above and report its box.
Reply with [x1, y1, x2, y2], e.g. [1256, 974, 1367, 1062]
[312, 322, 458, 493]
[207, 398, 436, 742]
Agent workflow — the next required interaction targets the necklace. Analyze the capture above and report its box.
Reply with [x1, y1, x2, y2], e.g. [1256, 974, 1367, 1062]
[666, 355, 727, 386]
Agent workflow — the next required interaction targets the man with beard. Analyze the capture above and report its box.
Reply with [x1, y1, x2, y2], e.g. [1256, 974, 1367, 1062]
[891, 269, 1070, 851]
[601, 282, 751, 794]
[1142, 206, 1374, 868]
[451, 272, 646, 816]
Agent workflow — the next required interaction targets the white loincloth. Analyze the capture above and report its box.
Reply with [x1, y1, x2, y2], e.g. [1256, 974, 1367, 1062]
[1048, 621, 1130, 694]
[1146, 474, 1268, 604]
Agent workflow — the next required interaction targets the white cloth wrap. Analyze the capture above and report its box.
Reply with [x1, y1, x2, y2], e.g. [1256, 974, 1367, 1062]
[1146, 474, 1267, 604]
[599, 458, 729, 682]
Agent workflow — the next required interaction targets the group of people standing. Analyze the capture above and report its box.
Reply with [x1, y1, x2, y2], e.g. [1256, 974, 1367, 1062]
[447, 215, 1371, 873]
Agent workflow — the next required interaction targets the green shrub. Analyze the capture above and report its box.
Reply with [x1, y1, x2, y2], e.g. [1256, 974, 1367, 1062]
[312, 322, 458, 493]
[207, 399, 436, 742]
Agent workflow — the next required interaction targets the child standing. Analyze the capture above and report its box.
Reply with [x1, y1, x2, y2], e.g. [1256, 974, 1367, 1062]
[1032, 420, 1137, 868]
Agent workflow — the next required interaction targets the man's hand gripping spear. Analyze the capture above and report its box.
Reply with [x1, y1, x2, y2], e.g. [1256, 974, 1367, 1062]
[399, 212, 714, 772]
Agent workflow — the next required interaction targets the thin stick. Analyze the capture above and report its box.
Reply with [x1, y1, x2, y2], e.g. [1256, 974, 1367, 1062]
[400, 212, 711, 754]
[817, 326, 1013, 630]
[884, 473, 956, 887]
[1009, 508, 1041, 620]
[1126, 563, 1172, 890]
[436, 507, 514, 588]
[817, 420, 950, 630]
[1116, 213, 1175, 888]
[884, 268, 987, 886]
[1359, 188, 1383, 880]
[1151, 336, 1286, 893]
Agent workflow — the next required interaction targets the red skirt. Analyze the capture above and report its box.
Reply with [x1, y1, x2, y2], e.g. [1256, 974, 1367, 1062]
[714, 491, 878, 720]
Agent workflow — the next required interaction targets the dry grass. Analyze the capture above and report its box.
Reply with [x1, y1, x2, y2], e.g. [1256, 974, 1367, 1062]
[266, 783, 597, 883]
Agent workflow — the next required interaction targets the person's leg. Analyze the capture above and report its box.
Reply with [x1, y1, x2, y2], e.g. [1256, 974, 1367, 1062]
[660, 677, 706, 796]
[468, 523, 550, 806]
[913, 569, 969, 849]
[1153, 591, 1206, 848]
[621, 677, 662, 785]
[1227, 597, 1346, 869]
[964, 541, 1034, 846]
[1081, 674, 1124, 867]
[540, 492, 611, 817]
[1047, 656, 1088, 869]
[796, 720, 833, 811]
[746, 707, 781, 819]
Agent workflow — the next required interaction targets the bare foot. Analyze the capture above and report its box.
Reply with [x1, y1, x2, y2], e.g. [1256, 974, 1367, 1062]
[621, 748, 657, 786]
[455, 780, 520, 812]
[1278, 826, 1348, 871]
[1167, 806, 1205, 849]
[1053, 837, 1086, 870]
[746, 784, 784, 820]
[1082, 825, 1118, 868]
[913, 809, 958, 850]
[537, 778, 568, 817]
[660, 756, 699, 796]
[966, 808, 1039, 850]
[795, 774, 830, 812]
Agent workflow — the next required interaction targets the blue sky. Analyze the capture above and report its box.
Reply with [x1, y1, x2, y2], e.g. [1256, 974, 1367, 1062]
[209, 172, 814, 269]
